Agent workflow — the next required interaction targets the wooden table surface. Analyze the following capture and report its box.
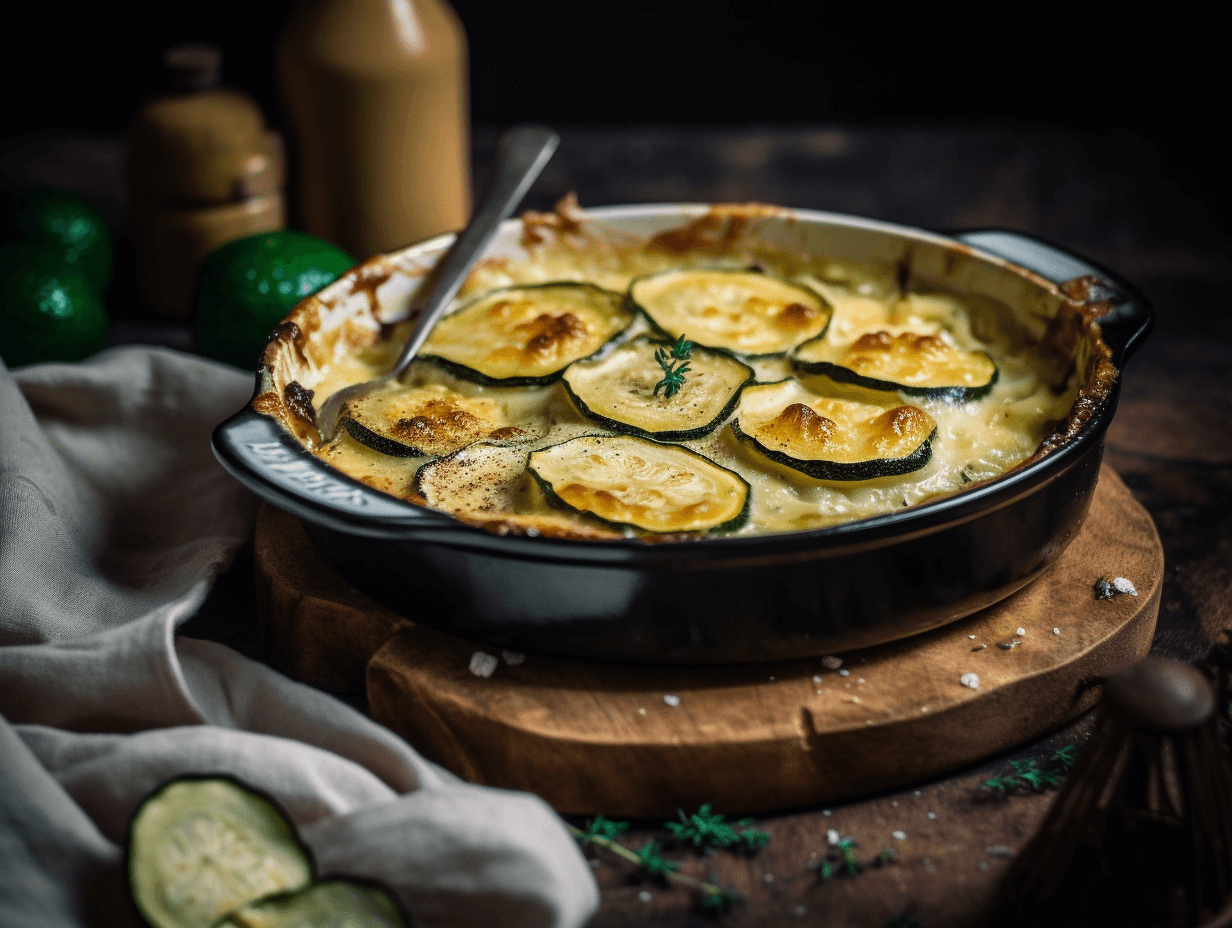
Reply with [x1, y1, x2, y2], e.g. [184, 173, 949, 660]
[7, 124, 1229, 927]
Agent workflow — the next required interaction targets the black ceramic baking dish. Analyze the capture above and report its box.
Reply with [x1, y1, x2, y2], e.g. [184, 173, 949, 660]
[212, 206, 1152, 664]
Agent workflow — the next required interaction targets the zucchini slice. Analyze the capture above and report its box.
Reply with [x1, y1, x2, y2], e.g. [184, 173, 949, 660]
[731, 380, 937, 481]
[628, 268, 831, 357]
[420, 282, 633, 385]
[339, 383, 537, 458]
[218, 879, 410, 928]
[561, 335, 753, 441]
[793, 330, 998, 401]
[527, 434, 749, 533]
[413, 440, 530, 517]
[128, 777, 313, 928]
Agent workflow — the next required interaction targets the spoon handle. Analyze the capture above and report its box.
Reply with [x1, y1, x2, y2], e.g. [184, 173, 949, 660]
[391, 125, 560, 376]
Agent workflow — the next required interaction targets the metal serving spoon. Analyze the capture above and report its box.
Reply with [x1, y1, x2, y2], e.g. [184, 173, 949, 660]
[317, 125, 560, 440]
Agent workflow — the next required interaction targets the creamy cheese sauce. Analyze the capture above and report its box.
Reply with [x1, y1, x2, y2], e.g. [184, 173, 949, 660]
[308, 242, 1079, 538]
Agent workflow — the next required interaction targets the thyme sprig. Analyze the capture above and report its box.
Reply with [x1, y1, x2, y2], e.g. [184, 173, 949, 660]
[570, 820, 739, 911]
[653, 335, 694, 399]
[666, 804, 771, 852]
[809, 836, 895, 880]
[980, 745, 1078, 796]
[636, 840, 679, 878]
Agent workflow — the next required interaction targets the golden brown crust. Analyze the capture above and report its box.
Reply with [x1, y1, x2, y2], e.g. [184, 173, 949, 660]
[519, 192, 588, 249]
[649, 202, 792, 254]
[1020, 276, 1118, 465]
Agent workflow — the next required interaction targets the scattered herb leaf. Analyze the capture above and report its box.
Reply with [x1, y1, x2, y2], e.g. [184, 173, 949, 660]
[809, 858, 835, 880]
[665, 804, 769, 852]
[579, 815, 629, 843]
[980, 746, 1077, 796]
[654, 335, 694, 399]
[567, 823, 738, 913]
[1052, 744, 1078, 768]
[637, 841, 679, 878]
[698, 886, 741, 913]
[810, 834, 886, 881]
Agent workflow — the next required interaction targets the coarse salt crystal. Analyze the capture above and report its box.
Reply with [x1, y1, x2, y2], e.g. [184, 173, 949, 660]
[928, 812, 937, 820]
[662, 694, 680, 707]
[969, 635, 976, 639]
[823, 809, 832, 816]
[858, 678, 865, 683]
[1016, 627, 1025, 636]
[827, 828, 840, 845]
[1113, 577, 1138, 595]
[839, 669, 850, 677]
[639, 890, 652, 903]
[469, 652, 499, 677]
[813, 675, 822, 683]
[1053, 627, 1060, 635]
[851, 696, 861, 703]
[501, 650, 526, 666]
[960, 672, 980, 690]
[892, 830, 907, 840]
[821, 655, 843, 669]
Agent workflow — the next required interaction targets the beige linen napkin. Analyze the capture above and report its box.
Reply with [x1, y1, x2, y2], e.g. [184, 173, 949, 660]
[0, 347, 597, 928]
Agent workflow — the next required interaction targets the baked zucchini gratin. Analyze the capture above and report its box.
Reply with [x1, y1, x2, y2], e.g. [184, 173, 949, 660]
[256, 201, 1116, 541]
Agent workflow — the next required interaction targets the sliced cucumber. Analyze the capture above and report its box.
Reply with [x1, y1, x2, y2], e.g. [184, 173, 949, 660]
[527, 434, 749, 533]
[731, 380, 937, 481]
[128, 777, 313, 928]
[413, 440, 531, 517]
[339, 383, 536, 458]
[628, 268, 830, 357]
[561, 335, 753, 441]
[218, 879, 410, 928]
[793, 330, 998, 401]
[420, 282, 633, 385]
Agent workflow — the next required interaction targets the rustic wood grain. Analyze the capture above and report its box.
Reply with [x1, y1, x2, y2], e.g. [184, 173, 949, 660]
[254, 504, 410, 691]
[255, 467, 1161, 816]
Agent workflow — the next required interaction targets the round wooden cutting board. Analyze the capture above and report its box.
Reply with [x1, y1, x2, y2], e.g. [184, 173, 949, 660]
[255, 466, 1162, 816]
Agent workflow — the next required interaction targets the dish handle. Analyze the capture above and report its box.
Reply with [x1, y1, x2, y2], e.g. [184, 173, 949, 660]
[211, 406, 461, 539]
[951, 228, 1154, 366]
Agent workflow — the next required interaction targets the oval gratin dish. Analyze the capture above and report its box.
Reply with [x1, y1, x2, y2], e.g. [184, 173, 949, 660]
[213, 204, 1152, 664]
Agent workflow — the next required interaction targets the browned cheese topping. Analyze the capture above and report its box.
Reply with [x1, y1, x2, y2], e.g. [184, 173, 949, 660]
[756, 402, 933, 459]
[842, 331, 989, 387]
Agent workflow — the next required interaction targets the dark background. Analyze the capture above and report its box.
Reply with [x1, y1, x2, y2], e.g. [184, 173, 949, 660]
[3, 2, 1203, 132]
[7, 2, 1223, 230]
[5, 0, 1217, 217]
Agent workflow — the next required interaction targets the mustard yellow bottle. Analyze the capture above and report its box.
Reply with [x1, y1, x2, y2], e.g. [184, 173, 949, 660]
[276, 0, 470, 259]
[127, 45, 286, 319]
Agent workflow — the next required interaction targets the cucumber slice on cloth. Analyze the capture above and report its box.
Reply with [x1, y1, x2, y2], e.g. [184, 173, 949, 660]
[527, 434, 749, 533]
[128, 777, 312, 928]
[730, 380, 937, 481]
[217, 880, 410, 928]
[561, 335, 753, 441]
[793, 330, 998, 402]
[628, 268, 830, 357]
[420, 282, 633, 385]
